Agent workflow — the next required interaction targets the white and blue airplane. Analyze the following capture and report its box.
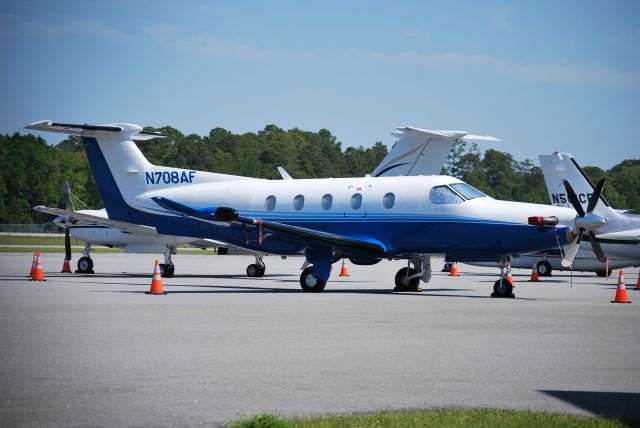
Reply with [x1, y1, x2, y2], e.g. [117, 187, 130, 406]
[26, 121, 605, 297]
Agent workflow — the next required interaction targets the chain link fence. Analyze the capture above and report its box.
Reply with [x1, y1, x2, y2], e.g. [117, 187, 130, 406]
[0, 223, 60, 234]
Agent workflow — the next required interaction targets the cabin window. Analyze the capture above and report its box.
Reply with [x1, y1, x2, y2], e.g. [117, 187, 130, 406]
[450, 183, 486, 200]
[321, 194, 333, 210]
[350, 193, 362, 210]
[429, 186, 463, 204]
[382, 192, 395, 209]
[293, 194, 305, 211]
[264, 195, 276, 211]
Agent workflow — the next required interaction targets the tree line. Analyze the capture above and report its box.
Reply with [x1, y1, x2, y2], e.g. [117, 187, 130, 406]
[0, 125, 637, 224]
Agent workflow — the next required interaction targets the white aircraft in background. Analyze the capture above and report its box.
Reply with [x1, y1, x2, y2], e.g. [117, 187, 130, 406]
[35, 203, 227, 277]
[533, 152, 640, 275]
[459, 152, 639, 277]
[26, 120, 599, 298]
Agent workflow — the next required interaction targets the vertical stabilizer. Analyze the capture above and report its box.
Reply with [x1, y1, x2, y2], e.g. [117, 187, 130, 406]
[539, 152, 612, 217]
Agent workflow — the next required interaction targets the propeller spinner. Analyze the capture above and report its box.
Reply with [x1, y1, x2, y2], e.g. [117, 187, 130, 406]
[561, 178, 608, 267]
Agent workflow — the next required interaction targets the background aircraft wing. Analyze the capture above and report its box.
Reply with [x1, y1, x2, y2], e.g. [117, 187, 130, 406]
[34, 206, 159, 237]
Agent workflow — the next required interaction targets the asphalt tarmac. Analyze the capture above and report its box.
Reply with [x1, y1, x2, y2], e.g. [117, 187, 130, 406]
[1, 253, 639, 427]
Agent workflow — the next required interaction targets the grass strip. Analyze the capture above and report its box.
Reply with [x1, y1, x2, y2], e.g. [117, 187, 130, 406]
[230, 409, 635, 428]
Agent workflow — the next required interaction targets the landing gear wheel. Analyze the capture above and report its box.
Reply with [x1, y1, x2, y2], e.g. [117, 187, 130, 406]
[442, 263, 452, 273]
[492, 278, 514, 298]
[536, 260, 552, 277]
[394, 267, 421, 292]
[160, 262, 175, 278]
[595, 269, 612, 277]
[76, 256, 94, 274]
[247, 263, 266, 277]
[300, 266, 326, 292]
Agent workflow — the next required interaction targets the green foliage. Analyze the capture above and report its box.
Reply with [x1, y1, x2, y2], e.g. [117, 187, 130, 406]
[2, 126, 638, 224]
[231, 409, 631, 428]
[231, 413, 293, 428]
[444, 141, 639, 209]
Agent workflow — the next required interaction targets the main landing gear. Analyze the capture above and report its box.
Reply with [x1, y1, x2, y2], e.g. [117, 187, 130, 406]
[246, 254, 266, 277]
[159, 245, 176, 278]
[76, 242, 94, 274]
[492, 255, 514, 298]
[300, 266, 326, 292]
[394, 255, 432, 292]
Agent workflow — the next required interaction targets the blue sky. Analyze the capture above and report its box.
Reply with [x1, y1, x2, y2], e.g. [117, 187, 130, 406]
[1, 0, 638, 169]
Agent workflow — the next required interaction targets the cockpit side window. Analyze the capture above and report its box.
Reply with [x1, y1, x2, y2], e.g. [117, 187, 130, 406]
[429, 185, 464, 204]
[450, 183, 486, 200]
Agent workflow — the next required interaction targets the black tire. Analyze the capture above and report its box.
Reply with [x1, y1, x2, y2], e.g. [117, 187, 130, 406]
[492, 278, 514, 298]
[246, 264, 260, 277]
[536, 260, 552, 277]
[162, 263, 175, 278]
[77, 256, 93, 273]
[256, 266, 266, 277]
[595, 269, 611, 277]
[299, 266, 326, 292]
[442, 263, 452, 273]
[394, 267, 421, 292]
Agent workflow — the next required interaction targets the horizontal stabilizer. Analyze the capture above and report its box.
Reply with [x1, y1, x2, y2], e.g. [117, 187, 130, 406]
[25, 120, 165, 140]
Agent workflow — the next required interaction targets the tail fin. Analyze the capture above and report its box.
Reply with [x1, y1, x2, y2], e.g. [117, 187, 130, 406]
[371, 126, 499, 177]
[539, 152, 613, 217]
[25, 121, 250, 224]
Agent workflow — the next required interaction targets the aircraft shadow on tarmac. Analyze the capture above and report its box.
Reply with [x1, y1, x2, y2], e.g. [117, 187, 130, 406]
[541, 390, 640, 420]
[104, 283, 537, 300]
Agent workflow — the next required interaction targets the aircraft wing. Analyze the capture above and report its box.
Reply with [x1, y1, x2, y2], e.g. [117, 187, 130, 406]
[152, 197, 386, 254]
[34, 206, 159, 238]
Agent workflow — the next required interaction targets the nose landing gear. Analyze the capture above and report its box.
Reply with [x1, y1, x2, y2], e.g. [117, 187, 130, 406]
[492, 256, 515, 298]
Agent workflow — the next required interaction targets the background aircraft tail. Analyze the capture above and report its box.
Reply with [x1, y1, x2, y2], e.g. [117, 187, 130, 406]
[371, 126, 499, 177]
[539, 152, 614, 218]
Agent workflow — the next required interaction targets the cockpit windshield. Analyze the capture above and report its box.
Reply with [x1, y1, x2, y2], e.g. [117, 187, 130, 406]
[450, 183, 486, 200]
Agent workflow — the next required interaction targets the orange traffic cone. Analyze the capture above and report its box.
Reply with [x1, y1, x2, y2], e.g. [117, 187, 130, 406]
[60, 257, 72, 273]
[635, 270, 640, 291]
[611, 270, 631, 303]
[30, 253, 46, 281]
[339, 259, 350, 277]
[146, 260, 167, 295]
[506, 261, 514, 286]
[449, 262, 459, 277]
[530, 263, 539, 282]
[28, 252, 37, 278]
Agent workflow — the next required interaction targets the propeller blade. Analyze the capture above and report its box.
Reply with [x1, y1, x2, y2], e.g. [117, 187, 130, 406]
[563, 180, 585, 217]
[64, 228, 72, 261]
[587, 231, 607, 262]
[586, 178, 605, 213]
[561, 229, 584, 267]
